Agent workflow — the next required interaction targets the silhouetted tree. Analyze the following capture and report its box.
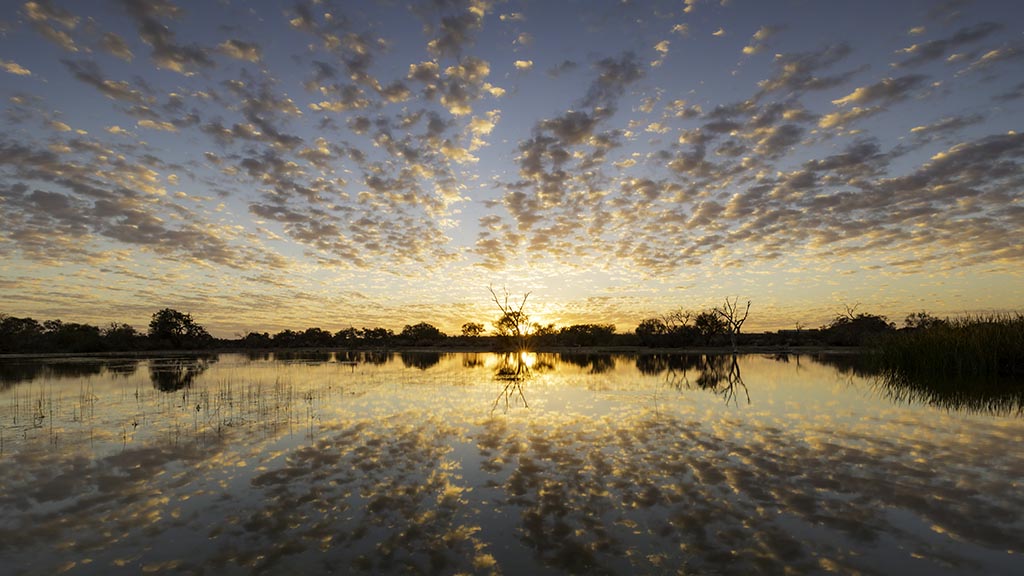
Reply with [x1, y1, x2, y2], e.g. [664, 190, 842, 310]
[821, 304, 894, 346]
[0, 315, 43, 352]
[334, 327, 360, 347]
[461, 322, 485, 337]
[489, 286, 532, 350]
[362, 327, 394, 348]
[43, 320, 104, 352]
[103, 323, 141, 350]
[240, 331, 272, 348]
[399, 322, 446, 345]
[558, 324, 617, 347]
[148, 308, 212, 349]
[272, 329, 299, 347]
[693, 311, 727, 345]
[715, 297, 751, 351]
[300, 327, 334, 347]
[903, 311, 947, 330]
[635, 318, 667, 346]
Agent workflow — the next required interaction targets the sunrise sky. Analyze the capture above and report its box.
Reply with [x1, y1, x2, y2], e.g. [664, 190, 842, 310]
[1, 0, 1022, 337]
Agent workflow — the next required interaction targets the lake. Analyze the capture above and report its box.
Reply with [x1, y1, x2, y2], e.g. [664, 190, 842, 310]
[0, 351, 1021, 575]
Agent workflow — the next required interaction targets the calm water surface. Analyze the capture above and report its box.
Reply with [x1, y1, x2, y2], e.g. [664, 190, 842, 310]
[0, 352, 1021, 575]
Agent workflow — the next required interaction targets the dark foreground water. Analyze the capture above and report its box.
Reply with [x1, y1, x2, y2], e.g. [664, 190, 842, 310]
[0, 352, 1021, 575]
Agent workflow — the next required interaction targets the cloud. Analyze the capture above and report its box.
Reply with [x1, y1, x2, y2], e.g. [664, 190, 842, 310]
[23, 0, 80, 52]
[115, 0, 214, 74]
[61, 60, 150, 104]
[651, 40, 671, 67]
[583, 52, 645, 109]
[137, 119, 178, 132]
[438, 57, 502, 116]
[909, 114, 984, 139]
[0, 140, 283, 269]
[818, 106, 882, 129]
[757, 43, 857, 96]
[0, 59, 32, 76]
[895, 22, 1001, 67]
[958, 45, 1024, 75]
[993, 81, 1024, 102]
[742, 25, 783, 55]
[546, 60, 578, 78]
[541, 110, 602, 146]
[513, 60, 533, 71]
[831, 74, 929, 107]
[218, 39, 263, 63]
[100, 32, 134, 61]
[422, 0, 490, 58]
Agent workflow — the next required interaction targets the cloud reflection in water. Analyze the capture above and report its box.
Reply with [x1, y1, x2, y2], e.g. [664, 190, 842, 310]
[0, 352, 1021, 574]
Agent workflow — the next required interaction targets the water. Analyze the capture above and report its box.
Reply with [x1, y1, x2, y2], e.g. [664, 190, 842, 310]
[0, 351, 1021, 575]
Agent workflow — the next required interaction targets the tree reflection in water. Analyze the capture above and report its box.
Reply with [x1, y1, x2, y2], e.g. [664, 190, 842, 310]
[400, 351, 443, 370]
[557, 353, 616, 374]
[492, 352, 532, 413]
[637, 353, 750, 405]
[0, 359, 137, 388]
[148, 356, 216, 392]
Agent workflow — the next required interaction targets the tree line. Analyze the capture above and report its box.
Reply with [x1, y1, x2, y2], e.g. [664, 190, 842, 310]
[1, 300, 948, 354]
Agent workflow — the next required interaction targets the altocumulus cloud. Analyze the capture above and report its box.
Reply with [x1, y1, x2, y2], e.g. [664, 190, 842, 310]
[0, 0, 1021, 332]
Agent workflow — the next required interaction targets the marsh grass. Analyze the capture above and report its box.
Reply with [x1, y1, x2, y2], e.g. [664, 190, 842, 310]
[870, 315, 1024, 415]
[874, 314, 1024, 381]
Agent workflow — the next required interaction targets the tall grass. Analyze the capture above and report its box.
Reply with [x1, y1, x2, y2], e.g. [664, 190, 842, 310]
[874, 314, 1024, 381]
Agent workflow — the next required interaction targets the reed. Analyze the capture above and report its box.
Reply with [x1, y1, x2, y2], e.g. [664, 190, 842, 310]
[873, 314, 1024, 381]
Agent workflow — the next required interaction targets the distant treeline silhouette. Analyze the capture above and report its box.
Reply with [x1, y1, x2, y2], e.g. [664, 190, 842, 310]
[2, 306, 1016, 356]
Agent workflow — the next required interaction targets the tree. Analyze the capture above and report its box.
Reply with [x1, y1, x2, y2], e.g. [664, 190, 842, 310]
[558, 324, 617, 347]
[148, 308, 212, 349]
[635, 318, 667, 346]
[300, 327, 334, 347]
[904, 311, 947, 330]
[400, 322, 446, 344]
[693, 311, 726, 345]
[461, 322, 485, 338]
[821, 304, 894, 346]
[715, 297, 751, 351]
[489, 286, 532, 350]
[0, 315, 43, 352]
[334, 327, 360, 347]
[103, 323, 140, 350]
[44, 321, 103, 353]
[361, 327, 394, 347]
[240, 331, 272, 348]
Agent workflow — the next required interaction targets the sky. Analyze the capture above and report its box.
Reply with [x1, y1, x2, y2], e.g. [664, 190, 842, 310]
[0, 0, 1022, 337]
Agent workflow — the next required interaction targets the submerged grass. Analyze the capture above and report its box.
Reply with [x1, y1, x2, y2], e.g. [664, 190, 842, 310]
[874, 314, 1024, 382]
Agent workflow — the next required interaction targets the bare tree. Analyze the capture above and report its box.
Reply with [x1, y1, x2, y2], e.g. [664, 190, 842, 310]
[488, 285, 532, 350]
[715, 297, 751, 351]
[662, 308, 692, 332]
